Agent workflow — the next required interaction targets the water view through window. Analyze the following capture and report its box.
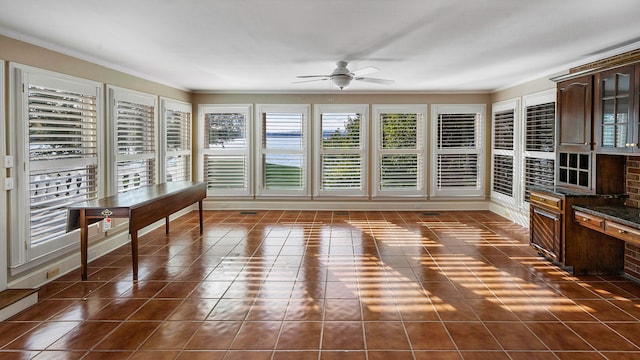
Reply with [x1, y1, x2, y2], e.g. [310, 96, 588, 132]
[262, 112, 305, 190]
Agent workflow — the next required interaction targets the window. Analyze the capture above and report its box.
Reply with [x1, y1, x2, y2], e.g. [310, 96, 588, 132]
[0, 61, 6, 284]
[372, 105, 427, 197]
[108, 86, 157, 194]
[522, 90, 556, 203]
[10, 64, 102, 265]
[161, 98, 192, 182]
[491, 100, 518, 205]
[314, 105, 368, 197]
[256, 104, 310, 197]
[200, 105, 252, 197]
[431, 104, 485, 198]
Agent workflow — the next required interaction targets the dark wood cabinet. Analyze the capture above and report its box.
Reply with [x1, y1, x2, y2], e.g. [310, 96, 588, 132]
[530, 192, 562, 261]
[530, 189, 626, 274]
[594, 65, 636, 153]
[554, 70, 627, 194]
[557, 75, 593, 151]
[537, 55, 640, 274]
[636, 63, 640, 147]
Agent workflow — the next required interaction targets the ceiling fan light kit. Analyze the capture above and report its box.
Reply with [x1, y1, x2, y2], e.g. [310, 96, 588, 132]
[331, 75, 352, 90]
[295, 61, 394, 90]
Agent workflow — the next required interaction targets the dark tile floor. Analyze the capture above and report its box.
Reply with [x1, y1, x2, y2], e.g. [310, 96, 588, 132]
[1, 210, 640, 359]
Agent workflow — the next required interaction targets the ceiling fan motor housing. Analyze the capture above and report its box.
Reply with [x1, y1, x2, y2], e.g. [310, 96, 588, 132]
[331, 61, 353, 89]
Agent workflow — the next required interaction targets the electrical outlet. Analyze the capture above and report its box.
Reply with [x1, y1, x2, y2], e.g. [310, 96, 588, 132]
[46, 268, 60, 279]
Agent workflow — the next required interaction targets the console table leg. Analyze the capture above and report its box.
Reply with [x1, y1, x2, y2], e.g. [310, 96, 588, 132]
[165, 216, 170, 234]
[131, 232, 138, 280]
[80, 209, 88, 281]
[199, 200, 203, 235]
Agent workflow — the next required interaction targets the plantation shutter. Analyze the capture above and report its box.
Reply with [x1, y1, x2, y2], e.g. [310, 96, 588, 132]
[27, 82, 99, 246]
[430, 105, 485, 198]
[114, 97, 156, 193]
[164, 101, 191, 182]
[526, 102, 555, 153]
[525, 158, 554, 201]
[377, 112, 423, 193]
[437, 153, 479, 188]
[261, 111, 305, 192]
[321, 154, 362, 190]
[436, 113, 481, 191]
[437, 114, 477, 148]
[492, 109, 515, 197]
[524, 101, 555, 201]
[493, 110, 514, 150]
[202, 107, 251, 197]
[492, 155, 513, 196]
[320, 112, 363, 191]
[380, 154, 418, 189]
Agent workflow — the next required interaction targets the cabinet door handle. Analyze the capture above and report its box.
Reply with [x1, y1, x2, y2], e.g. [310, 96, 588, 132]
[582, 217, 588, 222]
[618, 229, 627, 234]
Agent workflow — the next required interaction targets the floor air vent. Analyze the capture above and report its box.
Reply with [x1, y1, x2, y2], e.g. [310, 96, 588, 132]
[422, 212, 440, 216]
[240, 211, 257, 215]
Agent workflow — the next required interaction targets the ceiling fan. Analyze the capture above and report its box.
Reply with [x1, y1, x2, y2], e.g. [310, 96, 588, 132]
[294, 61, 394, 90]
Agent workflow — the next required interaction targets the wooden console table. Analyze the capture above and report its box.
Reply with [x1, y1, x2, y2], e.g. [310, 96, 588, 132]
[67, 181, 206, 280]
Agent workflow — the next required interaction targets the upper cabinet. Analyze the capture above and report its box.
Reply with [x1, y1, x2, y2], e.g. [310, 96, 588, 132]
[554, 61, 634, 194]
[557, 75, 593, 152]
[594, 65, 636, 153]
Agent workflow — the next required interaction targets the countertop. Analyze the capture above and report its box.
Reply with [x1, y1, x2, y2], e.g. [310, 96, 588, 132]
[530, 186, 627, 198]
[572, 205, 640, 230]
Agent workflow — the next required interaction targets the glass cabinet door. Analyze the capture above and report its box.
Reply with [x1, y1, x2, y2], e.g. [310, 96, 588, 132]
[597, 65, 634, 152]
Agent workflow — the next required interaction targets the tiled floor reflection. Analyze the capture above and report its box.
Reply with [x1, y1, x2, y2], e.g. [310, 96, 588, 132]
[3, 210, 640, 359]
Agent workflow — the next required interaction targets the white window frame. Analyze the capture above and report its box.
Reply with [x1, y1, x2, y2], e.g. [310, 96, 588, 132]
[255, 104, 311, 198]
[160, 98, 192, 183]
[491, 99, 520, 206]
[9, 63, 103, 267]
[372, 104, 427, 198]
[0, 60, 7, 288]
[107, 86, 158, 195]
[430, 104, 486, 198]
[314, 104, 369, 198]
[521, 89, 556, 211]
[199, 104, 253, 198]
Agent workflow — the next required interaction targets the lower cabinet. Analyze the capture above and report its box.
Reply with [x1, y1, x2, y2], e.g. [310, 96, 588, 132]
[575, 209, 640, 247]
[530, 193, 562, 261]
[530, 189, 626, 274]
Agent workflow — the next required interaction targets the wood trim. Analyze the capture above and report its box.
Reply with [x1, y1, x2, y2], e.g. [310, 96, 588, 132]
[570, 48, 640, 74]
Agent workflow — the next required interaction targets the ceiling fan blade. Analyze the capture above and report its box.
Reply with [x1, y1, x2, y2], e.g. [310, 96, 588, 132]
[354, 77, 394, 85]
[296, 75, 331, 78]
[292, 78, 330, 84]
[351, 66, 380, 76]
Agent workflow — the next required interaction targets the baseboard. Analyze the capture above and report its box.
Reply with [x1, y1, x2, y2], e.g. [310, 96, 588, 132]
[488, 201, 529, 228]
[0, 289, 38, 321]
[8, 232, 130, 289]
[204, 199, 492, 211]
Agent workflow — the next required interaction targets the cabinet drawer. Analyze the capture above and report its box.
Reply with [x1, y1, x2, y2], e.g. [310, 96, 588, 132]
[530, 193, 562, 211]
[574, 210, 604, 231]
[604, 221, 640, 246]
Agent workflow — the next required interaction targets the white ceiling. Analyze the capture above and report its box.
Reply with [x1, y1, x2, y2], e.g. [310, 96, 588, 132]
[1, 0, 640, 93]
